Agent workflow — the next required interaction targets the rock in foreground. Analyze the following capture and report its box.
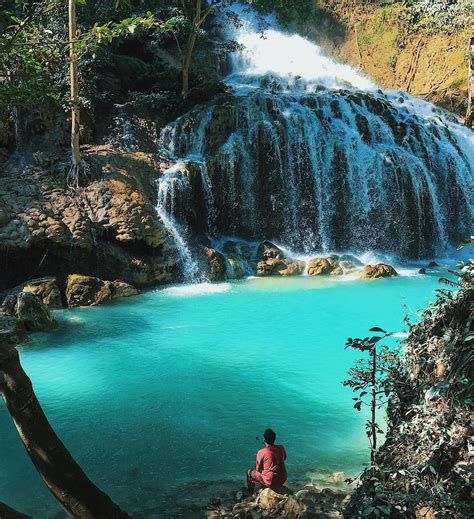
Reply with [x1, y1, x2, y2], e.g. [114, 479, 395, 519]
[227, 484, 348, 518]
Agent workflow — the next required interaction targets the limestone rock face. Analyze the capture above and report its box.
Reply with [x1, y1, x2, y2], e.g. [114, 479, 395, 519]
[0, 150, 179, 291]
[307, 258, 335, 276]
[15, 292, 57, 331]
[22, 277, 62, 308]
[200, 246, 227, 281]
[361, 263, 398, 279]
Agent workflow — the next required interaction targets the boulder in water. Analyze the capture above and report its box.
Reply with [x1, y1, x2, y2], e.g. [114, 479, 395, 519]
[279, 260, 305, 277]
[66, 275, 112, 307]
[419, 268, 427, 274]
[257, 257, 304, 277]
[257, 240, 285, 261]
[200, 246, 227, 281]
[361, 264, 398, 279]
[427, 261, 439, 268]
[109, 280, 139, 299]
[15, 292, 57, 331]
[66, 275, 139, 306]
[22, 277, 62, 309]
[307, 258, 335, 276]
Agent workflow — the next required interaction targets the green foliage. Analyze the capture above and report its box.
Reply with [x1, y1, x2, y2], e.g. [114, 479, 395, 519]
[343, 329, 404, 465]
[404, 0, 471, 34]
[345, 261, 474, 518]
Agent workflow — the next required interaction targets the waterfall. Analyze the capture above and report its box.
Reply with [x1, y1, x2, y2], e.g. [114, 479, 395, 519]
[158, 3, 473, 268]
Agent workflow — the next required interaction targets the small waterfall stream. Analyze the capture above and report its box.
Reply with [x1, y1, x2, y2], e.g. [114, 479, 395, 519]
[157, 3, 473, 278]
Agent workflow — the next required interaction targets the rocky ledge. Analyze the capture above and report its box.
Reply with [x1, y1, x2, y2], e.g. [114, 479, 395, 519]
[0, 147, 179, 291]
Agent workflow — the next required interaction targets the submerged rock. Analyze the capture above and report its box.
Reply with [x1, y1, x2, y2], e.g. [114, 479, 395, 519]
[361, 263, 398, 279]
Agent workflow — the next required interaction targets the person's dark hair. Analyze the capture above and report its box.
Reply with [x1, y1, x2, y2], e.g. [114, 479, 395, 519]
[263, 428, 276, 445]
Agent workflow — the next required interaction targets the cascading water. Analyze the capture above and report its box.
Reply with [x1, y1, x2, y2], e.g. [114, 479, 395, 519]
[158, 3, 473, 274]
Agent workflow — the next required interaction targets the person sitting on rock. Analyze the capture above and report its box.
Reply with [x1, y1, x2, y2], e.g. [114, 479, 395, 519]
[247, 428, 287, 493]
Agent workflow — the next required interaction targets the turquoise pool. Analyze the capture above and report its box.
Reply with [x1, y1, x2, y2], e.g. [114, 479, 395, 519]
[0, 274, 442, 517]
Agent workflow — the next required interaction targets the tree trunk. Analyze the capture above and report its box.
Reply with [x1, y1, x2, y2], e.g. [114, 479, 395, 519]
[370, 346, 377, 465]
[0, 334, 130, 519]
[181, 0, 203, 100]
[68, 0, 81, 166]
[181, 31, 197, 99]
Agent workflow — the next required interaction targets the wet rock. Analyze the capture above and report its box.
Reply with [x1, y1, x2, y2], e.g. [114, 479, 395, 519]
[223, 240, 252, 259]
[361, 263, 398, 279]
[418, 268, 426, 274]
[0, 315, 25, 343]
[427, 261, 439, 268]
[15, 292, 57, 331]
[22, 277, 62, 308]
[257, 240, 285, 261]
[109, 280, 139, 299]
[279, 260, 305, 276]
[66, 275, 112, 307]
[201, 246, 227, 281]
[307, 258, 335, 276]
[257, 257, 286, 276]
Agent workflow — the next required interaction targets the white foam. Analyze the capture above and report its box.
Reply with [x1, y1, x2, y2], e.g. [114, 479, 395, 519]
[225, 4, 375, 92]
[161, 283, 232, 297]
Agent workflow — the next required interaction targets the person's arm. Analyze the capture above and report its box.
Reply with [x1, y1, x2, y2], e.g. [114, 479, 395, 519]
[282, 446, 287, 461]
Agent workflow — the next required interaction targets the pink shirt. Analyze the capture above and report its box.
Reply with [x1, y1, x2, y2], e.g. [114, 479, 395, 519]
[256, 444, 287, 487]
